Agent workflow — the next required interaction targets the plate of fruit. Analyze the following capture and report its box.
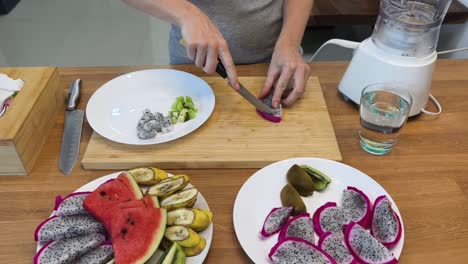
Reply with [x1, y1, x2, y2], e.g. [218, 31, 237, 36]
[233, 158, 404, 264]
[34, 167, 213, 264]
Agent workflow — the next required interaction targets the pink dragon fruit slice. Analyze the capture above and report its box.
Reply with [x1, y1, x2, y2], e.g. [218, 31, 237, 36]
[34, 215, 104, 243]
[55, 192, 91, 216]
[269, 237, 337, 264]
[319, 232, 358, 264]
[370, 195, 402, 248]
[342, 186, 372, 229]
[313, 202, 346, 239]
[75, 241, 114, 264]
[344, 222, 398, 264]
[260, 206, 293, 237]
[34, 233, 106, 264]
[278, 212, 314, 243]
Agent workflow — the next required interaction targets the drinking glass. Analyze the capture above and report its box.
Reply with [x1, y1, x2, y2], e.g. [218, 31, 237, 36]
[359, 83, 412, 155]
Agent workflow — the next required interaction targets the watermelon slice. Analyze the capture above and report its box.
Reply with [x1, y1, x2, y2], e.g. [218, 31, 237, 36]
[100, 196, 159, 230]
[83, 172, 143, 225]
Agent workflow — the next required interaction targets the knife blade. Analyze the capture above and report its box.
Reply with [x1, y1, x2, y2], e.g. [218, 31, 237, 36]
[59, 79, 84, 175]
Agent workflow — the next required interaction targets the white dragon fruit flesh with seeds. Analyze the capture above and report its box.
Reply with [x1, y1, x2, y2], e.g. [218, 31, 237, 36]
[344, 222, 398, 264]
[55, 192, 91, 216]
[342, 186, 372, 229]
[35, 215, 105, 243]
[278, 212, 315, 244]
[319, 232, 358, 264]
[370, 195, 402, 247]
[313, 202, 346, 239]
[34, 233, 106, 264]
[75, 241, 114, 264]
[269, 237, 337, 264]
[260, 206, 293, 237]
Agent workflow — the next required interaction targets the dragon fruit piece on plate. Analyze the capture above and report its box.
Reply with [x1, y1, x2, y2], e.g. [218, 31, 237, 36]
[75, 241, 114, 264]
[313, 202, 346, 239]
[269, 237, 337, 264]
[260, 206, 293, 237]
[34, 233, 106, 264]
[278, 212, 314, 244]
[342, 186, 372, 229]
[370, 195, 403, 248]
[319, 232, 358, 264]
[55, 192, 91, 216]
[344, 222, 398, 264]
[34, 215, 105, 243]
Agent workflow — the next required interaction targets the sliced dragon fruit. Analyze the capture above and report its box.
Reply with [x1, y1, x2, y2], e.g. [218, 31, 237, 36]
[319, 232, 358, 264]
[342, 186, 372, 228]
[269, 237, 337, 264]
[278, 212, 314, 243]
[260, 206, 293, 237]
[344, 222, 398, 264]
[34, 215, 105, 243]
[370, 195, 402, 248]
[55, 192, 91, 216]
[313, 202, 346, 239]
[34, 233, 106, 264]
[75, 241, 114, 264]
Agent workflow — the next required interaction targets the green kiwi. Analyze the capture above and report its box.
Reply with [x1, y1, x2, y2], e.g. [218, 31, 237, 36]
[280, 184, 307, 216]
[286, 164, 315, 196]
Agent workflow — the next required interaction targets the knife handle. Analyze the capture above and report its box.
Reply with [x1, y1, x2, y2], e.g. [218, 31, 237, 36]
[67, 79, 81, 111]
[215, 60, 228, 79]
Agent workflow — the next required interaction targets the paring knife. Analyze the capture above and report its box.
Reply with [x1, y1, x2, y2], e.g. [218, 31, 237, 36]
[215, 61, 276, 115]
[59, 79, 84, 175]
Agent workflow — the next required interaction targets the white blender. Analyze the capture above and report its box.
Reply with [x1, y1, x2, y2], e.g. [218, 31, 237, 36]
[319, 0, 455, 116]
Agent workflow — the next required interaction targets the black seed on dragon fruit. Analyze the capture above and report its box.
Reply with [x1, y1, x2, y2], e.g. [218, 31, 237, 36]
[55, 192, 91, 216]
[34, 215, 105, 243]
[319, 232, 357, 264]
[260, 207, 293, 237]
[370, 195, 402, 248]
[344, 222, 398, 264]
[313, 202, 346, 239]
[269, 237, 337, 264]
[342, 186, 372, 229]
[278, 212, 315, 244]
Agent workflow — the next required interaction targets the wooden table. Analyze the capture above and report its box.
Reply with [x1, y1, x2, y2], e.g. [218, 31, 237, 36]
[1, 60, 468, 263]
[310, 0, 468, 26]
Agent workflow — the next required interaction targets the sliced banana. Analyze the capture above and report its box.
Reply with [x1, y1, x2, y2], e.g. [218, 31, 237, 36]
[164, 226, 201, 248]
[147, 175, 189, 198]
[167, 208, 212, 231]
[128, 167, 156, 185]
[152, 167, 169, 181]
[191, 208, 212, 231]
[160, 188, 198, 211]
[183, 237, 206, 257]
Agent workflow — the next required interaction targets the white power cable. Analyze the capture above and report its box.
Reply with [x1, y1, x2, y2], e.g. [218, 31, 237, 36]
[437, 47, 468, 55]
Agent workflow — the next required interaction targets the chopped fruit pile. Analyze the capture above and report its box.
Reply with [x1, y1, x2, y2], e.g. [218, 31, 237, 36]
[169, 96, 198, 124]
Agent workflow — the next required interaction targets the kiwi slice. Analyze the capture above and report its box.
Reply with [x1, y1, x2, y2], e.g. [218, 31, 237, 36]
[160, 188, 198, 211]
[280, 184, 307, 216]
[286, 164, 316, 196]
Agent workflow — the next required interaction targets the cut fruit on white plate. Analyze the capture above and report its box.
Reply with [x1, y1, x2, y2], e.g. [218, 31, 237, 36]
[86, 69, 215, 145]
[233, 158, 404, 264]
[36, 172, 213, 264]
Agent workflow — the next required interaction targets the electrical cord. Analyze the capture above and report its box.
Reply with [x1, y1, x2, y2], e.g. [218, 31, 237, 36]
[437, 47, 468, 55]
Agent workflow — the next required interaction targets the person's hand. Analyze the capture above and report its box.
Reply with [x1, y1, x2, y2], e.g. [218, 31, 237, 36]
[180, 9, 239, 90]
[259, 41, 310, 108]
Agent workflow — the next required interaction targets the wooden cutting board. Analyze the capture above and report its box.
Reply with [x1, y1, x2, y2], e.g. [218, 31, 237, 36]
[82, 76, 341, 170]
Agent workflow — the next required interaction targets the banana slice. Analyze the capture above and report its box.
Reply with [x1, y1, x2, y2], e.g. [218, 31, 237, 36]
[147, 175, 189, 198]
[191, 209, 213, 231]
[128, 167, 157, 185]
[164, 226, 201, 248]
[167, 208, 212, 232]
[152, 167, 169, 181]
[160, 188, 198, 211]
[183, 237, 206, 257]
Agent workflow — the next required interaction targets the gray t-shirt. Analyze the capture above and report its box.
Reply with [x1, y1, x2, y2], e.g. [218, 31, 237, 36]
[169, 0, 284, 64]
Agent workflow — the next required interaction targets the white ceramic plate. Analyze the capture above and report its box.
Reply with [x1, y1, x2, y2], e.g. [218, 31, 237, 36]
[36, 172, 213, 264]
[86, 69, 215, 145]
[233, 158, 404, 264]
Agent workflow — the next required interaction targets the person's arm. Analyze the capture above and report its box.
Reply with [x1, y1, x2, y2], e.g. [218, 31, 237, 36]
[259, 0, 314, 107]
[122, 0, 239, 89]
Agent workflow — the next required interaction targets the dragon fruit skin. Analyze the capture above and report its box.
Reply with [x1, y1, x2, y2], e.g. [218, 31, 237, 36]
[278, 212, 315, 244]
[319, 232, 358, 264]
[370, 195, 402, 248]
[55, 192, 91, 216]
[269, 237, 337, 264]
[260, 206, 293, 237]
[344, 222, 398, 264]
[75, 241, 114, 264]
[34, 215, 105, 243]
[313, 202, 346, 238]
[342, 186, 372, 229]
[34, 233, 106, 264]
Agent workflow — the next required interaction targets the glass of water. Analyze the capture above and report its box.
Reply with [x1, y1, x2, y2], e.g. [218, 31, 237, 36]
[359, 83, 412, 155]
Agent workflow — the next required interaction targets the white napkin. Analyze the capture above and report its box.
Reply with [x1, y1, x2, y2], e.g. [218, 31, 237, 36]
[0, 73, 24, 106]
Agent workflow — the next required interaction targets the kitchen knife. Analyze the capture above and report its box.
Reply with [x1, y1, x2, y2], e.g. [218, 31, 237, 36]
[215, 61, 276, 115]
[59, 79, 84, 175]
